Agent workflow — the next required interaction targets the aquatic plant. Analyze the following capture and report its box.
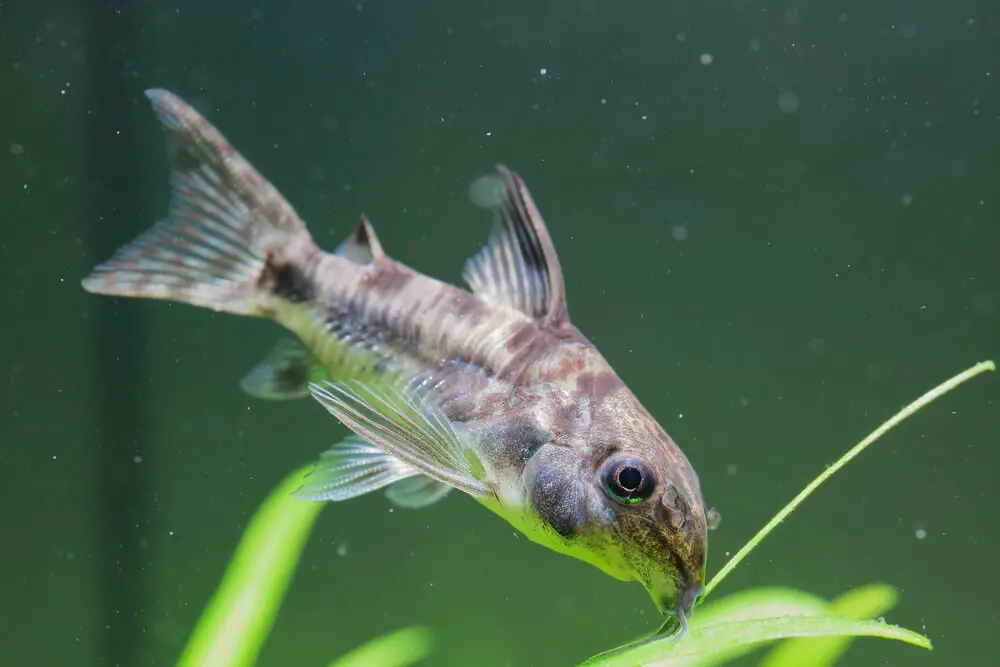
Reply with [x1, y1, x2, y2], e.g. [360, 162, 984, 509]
[174, 360, 994, 666]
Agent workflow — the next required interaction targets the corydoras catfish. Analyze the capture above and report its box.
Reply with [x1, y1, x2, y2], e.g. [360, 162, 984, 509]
[81, 89, 719, 629]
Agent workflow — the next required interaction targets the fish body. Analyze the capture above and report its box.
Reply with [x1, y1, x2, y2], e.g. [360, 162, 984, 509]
[82, 89, 717, 626]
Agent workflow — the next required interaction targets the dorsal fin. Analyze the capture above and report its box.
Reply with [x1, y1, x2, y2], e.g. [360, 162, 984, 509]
[335, 215, 385, 264]
[462, 165, 569, 327]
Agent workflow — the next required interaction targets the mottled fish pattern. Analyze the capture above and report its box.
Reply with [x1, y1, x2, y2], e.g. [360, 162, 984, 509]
[82, 89, 718, 629]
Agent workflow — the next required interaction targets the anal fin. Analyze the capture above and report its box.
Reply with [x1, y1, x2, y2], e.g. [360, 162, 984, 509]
[240, 337, 327, 400]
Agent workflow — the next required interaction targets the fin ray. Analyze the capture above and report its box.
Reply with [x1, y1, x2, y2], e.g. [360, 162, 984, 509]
[81, 88, 316, 315]
[462, 165, 569, 326]
[308, 379, 491, 499]
[294, 436, 418, 502]
[385, 475, 453, 509]
[335, 215, 385, 264]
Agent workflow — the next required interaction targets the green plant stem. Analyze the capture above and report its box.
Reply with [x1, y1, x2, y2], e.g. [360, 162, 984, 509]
[703, 359, 995, 599]
[176, 465, 325, 667]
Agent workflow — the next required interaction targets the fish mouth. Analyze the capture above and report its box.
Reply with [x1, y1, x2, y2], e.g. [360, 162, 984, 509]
[650, 573, 704, 636]
[673, 579, 703, 635]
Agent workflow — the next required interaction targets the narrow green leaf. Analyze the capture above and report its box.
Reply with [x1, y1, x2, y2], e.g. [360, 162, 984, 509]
[583, 587, 829, 667]
[704, 360, 995, 598]
[758, 583, 900, 667]
[326, 626, 434, 667]
[177, 465, 325, 667]
[584, 613, 930, 667]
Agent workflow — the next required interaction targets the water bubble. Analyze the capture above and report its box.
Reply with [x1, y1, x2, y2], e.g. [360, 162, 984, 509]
[699, 53, 714, 66]
[778, 91, 800, 114]
[671, 224, 689, 241]
[915, 527, 927, 540]
[468, 174, 507, 209]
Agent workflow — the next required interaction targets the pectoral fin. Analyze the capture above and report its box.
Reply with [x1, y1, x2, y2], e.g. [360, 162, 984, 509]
[385, 475, 453, 509]
[308, 379, 492, 499]
[294, 436, 419, 502]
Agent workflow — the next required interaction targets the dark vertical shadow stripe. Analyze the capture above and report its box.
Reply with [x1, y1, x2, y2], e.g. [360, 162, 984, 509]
[87, 1, 151, 664]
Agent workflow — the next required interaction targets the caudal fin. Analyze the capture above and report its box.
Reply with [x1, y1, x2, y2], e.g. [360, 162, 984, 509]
[82, 88, 319, 315]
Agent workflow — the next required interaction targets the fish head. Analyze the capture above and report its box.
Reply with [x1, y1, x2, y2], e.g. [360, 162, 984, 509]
[520, 387, 713, 623]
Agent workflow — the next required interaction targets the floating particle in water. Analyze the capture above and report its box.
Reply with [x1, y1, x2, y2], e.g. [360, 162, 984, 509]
[133, 455, 143, 464]
[749, 38, 761, 52]
[901, 194, 913, 206]
[10, 142, 23, 155]
[468, 174, 506, 209]
[671, 224, 689, 241]
[778, 91, 800, 114]
[676, 31, 687, 42]
[699, 53, 714, 66]
[725, 464, 738, 476]
[337, 543, 348, 556]
[808, 337, 826, 354]
[915, 526, 927, 540]
[539, 67, 548, 76]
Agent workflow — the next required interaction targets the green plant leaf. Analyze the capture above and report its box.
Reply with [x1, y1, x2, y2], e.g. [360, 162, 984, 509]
[176, 465, 325, 667]
[326, 625, 434, 667]
[582, 611, 929, 667]
[588, 587, 831, 667]
[757, 583, 900, 667]
[703, 360, 995, 599]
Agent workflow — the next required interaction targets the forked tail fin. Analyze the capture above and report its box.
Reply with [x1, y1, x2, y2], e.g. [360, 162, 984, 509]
[81, 88, 320, 316]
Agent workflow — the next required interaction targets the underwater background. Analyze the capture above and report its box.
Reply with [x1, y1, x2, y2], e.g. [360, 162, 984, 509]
[2, 0, 998, 665]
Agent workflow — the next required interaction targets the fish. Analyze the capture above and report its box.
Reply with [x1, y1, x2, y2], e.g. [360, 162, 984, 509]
[81, 88, 720, 630]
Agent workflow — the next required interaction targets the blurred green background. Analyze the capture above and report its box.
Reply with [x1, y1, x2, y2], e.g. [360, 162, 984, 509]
[1, 1, 997, 665]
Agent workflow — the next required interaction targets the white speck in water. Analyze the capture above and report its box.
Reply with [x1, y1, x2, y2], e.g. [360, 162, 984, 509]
[901, 194, 913, 206]
[671, 224, 689, 241]
[337, 543, 348, 556]
[539, 67, 548, 76]
[676, 31, 687, 42]
[726, 464, 738, 476]
[168, 531, 175, 536]
[778, 91, 800, 114]
[749, 38, 761, 52]
[739, 397, 749, 407]
[677, 413, 684, 419]
[600, 98, 607, 105]
[699, 53, 714, 66]
[133, 455, 143, 464]
[915, 527, 927, 540]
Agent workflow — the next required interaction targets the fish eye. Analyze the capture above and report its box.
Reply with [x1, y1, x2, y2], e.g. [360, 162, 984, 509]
[600, 456, 656, 506]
